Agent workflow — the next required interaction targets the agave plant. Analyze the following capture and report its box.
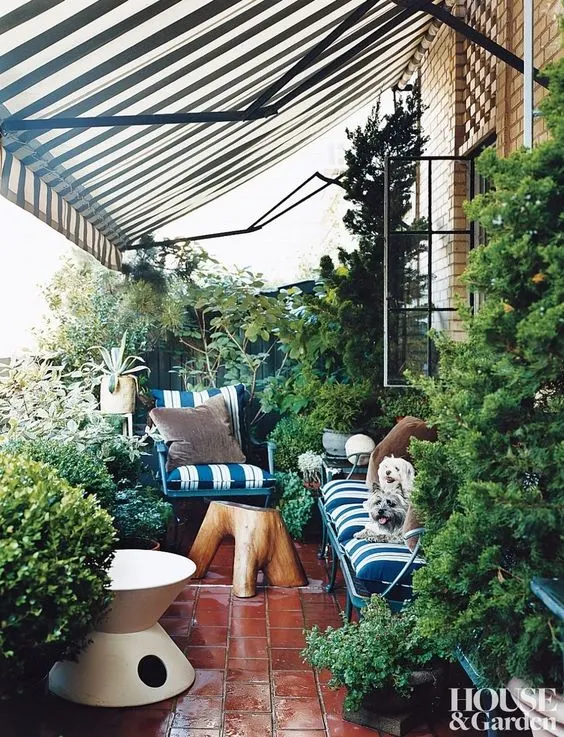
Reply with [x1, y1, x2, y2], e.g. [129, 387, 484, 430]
[91, 332, 149, 393]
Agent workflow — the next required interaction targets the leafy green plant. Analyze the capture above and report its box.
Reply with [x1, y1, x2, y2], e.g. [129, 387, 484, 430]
[268, 415, 323, 473]
[274, 471, 315, 540]
[0, 453, 115, 693]
[410, 58, 564, 688]
[1, 438, 117, 510]
[111, 487, 173, 543]
[309, 380, 378, 432]
[303, 597, 438, 711]
[90, 331, 149, 393]
[374, 389, 431, 431]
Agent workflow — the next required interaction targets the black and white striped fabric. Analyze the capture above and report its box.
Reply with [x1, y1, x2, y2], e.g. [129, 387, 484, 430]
[0, 1, 447, 267]
[167, 462, 275, 492]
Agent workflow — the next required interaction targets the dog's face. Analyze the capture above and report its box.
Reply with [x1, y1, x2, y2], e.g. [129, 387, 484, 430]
[377, 456, 414, 494]
[364, 489, 408, 533]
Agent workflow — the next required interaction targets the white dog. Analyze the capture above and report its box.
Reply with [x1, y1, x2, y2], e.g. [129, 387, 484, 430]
[377, 455, 415, 495]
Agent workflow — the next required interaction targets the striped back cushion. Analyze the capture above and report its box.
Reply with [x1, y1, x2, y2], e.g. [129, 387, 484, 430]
[151, 384, 246, 448]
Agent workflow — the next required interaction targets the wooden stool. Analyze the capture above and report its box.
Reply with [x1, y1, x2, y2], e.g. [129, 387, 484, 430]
[189, 501, 308, 598]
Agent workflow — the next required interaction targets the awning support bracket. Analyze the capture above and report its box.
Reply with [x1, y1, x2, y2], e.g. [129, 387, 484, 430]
[390, 0, 548, 88]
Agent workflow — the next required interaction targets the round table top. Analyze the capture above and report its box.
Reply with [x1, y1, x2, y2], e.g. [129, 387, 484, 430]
[108, 549, 196, 592]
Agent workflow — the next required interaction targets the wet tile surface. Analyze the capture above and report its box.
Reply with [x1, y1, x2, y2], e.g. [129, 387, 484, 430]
[6, 541, 464, 737]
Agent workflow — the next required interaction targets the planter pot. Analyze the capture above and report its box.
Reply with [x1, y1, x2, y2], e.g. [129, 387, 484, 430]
[344, 666, 445, 737]
[100, 375, 137, 414]
[322, 428, 352, 459]
[116, 537, 160, 551]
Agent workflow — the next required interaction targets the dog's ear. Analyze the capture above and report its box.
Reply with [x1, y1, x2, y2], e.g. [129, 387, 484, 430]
[400, 459, 415, 492]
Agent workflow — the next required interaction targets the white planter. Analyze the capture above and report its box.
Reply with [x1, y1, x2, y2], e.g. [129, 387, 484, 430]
[322, 428, 353, 459]
[100, 375, 137, 414]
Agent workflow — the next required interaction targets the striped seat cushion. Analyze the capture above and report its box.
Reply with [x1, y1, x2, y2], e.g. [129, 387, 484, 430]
[328, 503, 369, 543]
[343, 538, 425, 598]
[321, 479, 371, 513]
[167, 463, 275, 492]
[151, 384, 246, 448]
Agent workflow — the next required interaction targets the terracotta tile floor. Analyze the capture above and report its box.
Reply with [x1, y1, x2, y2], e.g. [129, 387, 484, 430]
[4, 541, 466, 737]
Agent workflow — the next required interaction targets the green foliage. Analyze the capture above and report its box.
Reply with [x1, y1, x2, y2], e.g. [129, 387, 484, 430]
[110, 487, 173, 542]
[274, 471, 315, 540]
[268, 415, 323, 473]
[303, 598, 438, 711]
[410, 60, 564, 688]
[89, 330, 149, 393]
[309, 380, 379, 432]
[1, 438, 117, 511]
[375, 389, 431, 431]
[0, 453, 115, 692]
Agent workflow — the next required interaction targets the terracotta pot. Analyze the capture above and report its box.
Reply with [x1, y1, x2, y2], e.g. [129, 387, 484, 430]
[100, 375, 137, 414]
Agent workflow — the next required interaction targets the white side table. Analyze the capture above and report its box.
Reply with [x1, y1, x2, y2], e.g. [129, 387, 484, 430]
[49, 549, 196, 707]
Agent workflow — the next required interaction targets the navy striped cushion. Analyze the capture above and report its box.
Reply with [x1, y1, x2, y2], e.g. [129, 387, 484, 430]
[167, 463, 275, 492]
[321, 479, 370, 513]
[151, 384, 246, 448]
[329, 503, 369, 543]
[343, 538, 425, 597]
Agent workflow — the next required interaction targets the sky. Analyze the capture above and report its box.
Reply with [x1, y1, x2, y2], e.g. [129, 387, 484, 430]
[0, 97, 383, 357]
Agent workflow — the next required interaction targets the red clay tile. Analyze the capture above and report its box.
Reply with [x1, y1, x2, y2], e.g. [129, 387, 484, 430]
[223, 712, 273, 737]
[274, 696, 325, 731]
[272, 670, 318, 697]
[169, 730, 220, 737]
[159, 617, 191, 636]
[320, 684, 346, 714]
[231, 601, 266, 618]
[119, 710, 170, 736]
[192, 609, 229, 627]
[303, 616, 343, 629]
[316, 668, 334, 683]
[199, 585, 233, 594]
[230, 618, 266, 638]
[174, 587, 198, 601]
[173, 695, 222, 729]
[229, 636, 268, 659]
[266, 589, 302, 610]
[185, 645, 226, 669]
[268, 609, 304, 628]
[277, 732, 326, 737]
[269, 628, 306, 648]
[227, 657, 270, 683]
[224, 682, 271, 712]
[188, 626, 228, 646]
[189, 669, 224, 696]
[196, 593, 231, 612]
[270, 648, 311, 671]
[164, 601, 195, 617]
[326, 713, 384, 736]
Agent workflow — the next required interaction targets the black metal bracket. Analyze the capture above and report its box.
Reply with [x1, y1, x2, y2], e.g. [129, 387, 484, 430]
[121, 171, 345, 251]
[390, 0, 549, 88]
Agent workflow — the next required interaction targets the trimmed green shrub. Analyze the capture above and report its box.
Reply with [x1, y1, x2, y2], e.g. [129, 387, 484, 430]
[0, 453, 115, 693]
[268, 415, 323, 473]
[111, 487, 173, 543]
[1, 438, 117, 510]
[309, 380, 378, 432]
[274, 471, 315, 540]
[303, 597, 438, 711]
[410, 58, 564, 688]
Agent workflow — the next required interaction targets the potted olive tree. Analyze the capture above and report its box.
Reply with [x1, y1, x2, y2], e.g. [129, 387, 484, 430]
[302, 597, 443, 735]
[91, 331, 149, 414]
[0, 453, 115, 699]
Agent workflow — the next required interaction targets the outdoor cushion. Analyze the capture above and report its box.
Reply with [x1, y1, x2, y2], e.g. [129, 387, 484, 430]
[343, 537, 425, 597]
[150, 394, 245, 471]
[151, 384, 246, 448]
[321, 479, 371, 513]
[329, 503, 369, 543]
[167, 463, 276, 492]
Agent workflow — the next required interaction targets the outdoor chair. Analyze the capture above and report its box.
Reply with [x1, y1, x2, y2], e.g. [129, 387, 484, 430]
[149, 384, 276, 542]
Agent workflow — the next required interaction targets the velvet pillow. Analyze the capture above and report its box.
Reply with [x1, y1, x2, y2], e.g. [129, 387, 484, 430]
[150, 394, 246, 472]
[366, 416, 437, 550]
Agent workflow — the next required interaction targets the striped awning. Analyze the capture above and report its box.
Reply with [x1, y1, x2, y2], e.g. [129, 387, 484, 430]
[0, 1, 445, 270]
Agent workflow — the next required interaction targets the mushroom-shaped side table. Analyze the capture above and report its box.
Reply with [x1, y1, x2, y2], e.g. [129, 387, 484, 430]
[49, 549, 196, 707]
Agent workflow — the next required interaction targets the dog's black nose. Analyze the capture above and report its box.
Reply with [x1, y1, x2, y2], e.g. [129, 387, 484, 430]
[385, 469, 391, 475]
[377, 509, 385, 516]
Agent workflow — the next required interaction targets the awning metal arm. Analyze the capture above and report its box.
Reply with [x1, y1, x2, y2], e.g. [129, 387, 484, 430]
[1, 107, 278, 133]
[390, 0, 548, 88]
[121, 172, 344, 251]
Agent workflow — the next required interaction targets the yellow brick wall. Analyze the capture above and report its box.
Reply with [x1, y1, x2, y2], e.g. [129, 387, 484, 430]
[418, 0, 561, 339]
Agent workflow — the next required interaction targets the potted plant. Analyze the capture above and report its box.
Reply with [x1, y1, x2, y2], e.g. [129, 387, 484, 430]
[309, 381, 378, 458]
[111, 487, 174, 550]
[298, 450, 323, 490]
[0, 453, 115, 698]
[302, 597, 443, 733]
[274, 471, 315, 540]
[91, 331, 149, 414]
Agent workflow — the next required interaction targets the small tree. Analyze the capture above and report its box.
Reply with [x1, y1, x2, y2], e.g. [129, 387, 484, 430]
[410, 58, 564, 688]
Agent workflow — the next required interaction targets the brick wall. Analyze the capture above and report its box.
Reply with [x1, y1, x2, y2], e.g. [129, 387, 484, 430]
[418, 0, 562, 339]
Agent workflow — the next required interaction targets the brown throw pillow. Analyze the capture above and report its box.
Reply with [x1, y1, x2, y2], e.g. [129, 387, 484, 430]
[366, 416, 437, 550]
[150, 394, 246, 472]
